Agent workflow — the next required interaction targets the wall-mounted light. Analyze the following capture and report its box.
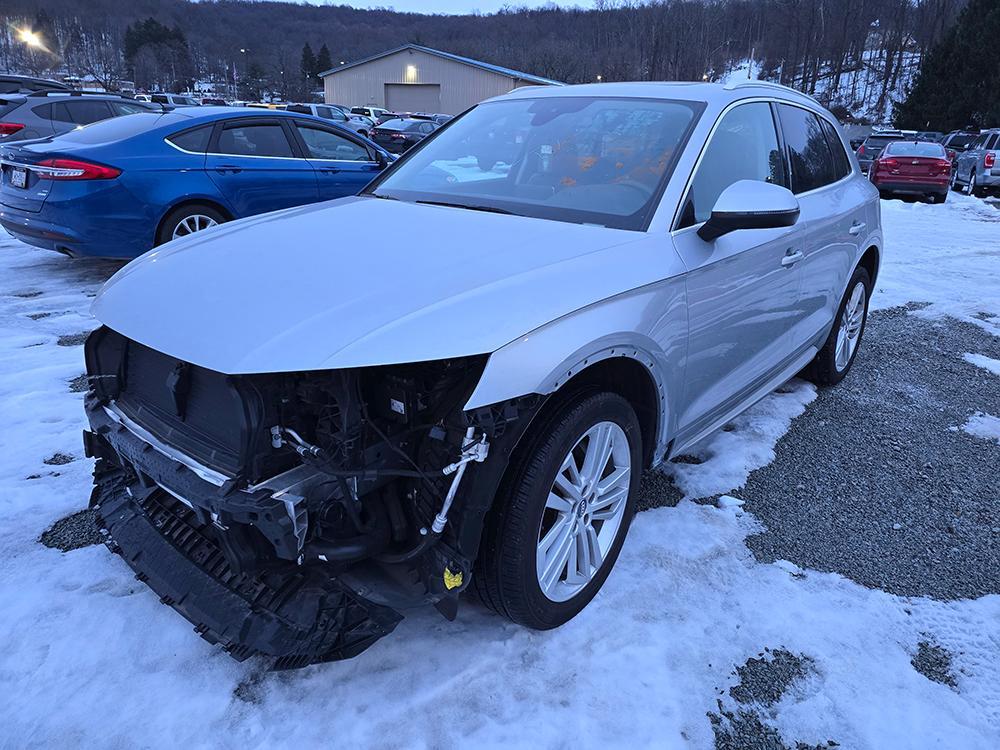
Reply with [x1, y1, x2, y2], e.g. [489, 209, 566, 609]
[405, 64, 417, 83]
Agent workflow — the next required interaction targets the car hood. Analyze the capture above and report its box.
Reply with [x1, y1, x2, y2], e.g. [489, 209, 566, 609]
[93, 196, 651, 374]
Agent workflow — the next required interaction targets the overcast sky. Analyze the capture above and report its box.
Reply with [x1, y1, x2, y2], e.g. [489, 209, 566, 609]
[287, 1, 587, 14]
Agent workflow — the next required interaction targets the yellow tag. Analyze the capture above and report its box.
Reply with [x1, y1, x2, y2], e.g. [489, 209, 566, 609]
[443, 567, 463, 590]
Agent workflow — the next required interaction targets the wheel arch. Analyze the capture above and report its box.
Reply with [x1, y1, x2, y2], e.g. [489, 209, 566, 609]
[858, 243, 880, 286]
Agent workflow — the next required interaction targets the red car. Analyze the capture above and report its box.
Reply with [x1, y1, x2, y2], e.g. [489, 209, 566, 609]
[868, 140, 952, 203]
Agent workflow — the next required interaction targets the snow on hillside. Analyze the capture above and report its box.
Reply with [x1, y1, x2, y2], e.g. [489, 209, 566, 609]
[0, 194, 998, 748]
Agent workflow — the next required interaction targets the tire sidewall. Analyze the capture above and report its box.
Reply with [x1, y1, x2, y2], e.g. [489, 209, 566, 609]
[509, 392, 642, 629]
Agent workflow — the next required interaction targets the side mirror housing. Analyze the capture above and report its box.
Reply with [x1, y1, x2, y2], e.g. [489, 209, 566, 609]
[697, 180, 800, 243]
[374, 150, 388, 169]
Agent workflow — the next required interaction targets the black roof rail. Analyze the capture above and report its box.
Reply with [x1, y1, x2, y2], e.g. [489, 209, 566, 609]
[27, 90, 125, 99]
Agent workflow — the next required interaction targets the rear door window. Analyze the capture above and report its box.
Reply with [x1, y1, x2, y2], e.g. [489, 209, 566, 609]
[679, 102, 785, 227]
[776, 104, 838, 194]
[985, 134, 999, 150]
[167, 125, 213, 153]
[217, 122, 295, 157]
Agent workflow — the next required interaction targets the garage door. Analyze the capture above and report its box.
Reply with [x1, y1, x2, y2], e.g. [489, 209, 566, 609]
[385, 83, 441, 113]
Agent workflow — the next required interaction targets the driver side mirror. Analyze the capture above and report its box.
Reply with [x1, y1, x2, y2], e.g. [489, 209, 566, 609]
[374, 150, 388, 169]
[697, 180, 800, 242]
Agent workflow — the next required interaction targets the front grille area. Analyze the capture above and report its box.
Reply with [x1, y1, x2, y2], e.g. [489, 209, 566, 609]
[111, 338, 260, 478]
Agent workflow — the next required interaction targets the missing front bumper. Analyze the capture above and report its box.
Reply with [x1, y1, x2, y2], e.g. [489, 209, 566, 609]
[92, 461, 402, 670]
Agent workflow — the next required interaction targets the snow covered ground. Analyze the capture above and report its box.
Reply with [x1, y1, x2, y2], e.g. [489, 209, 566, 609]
[1, 193, 999, 748]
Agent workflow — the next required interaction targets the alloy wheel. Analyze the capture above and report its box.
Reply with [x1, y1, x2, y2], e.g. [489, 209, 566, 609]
[967, 172, 976, 196]
[172, 214, 218, 240]
[536, 421, 631, 602]
[835, 281, 866, 372]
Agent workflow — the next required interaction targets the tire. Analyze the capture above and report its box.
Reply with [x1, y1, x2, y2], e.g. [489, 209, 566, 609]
[156, 203, 228, 246]
[473, 391, 642, 630]
[967, 171, 977, 196]
[950, 169, 961, 192]
[800, 265, 872, 386]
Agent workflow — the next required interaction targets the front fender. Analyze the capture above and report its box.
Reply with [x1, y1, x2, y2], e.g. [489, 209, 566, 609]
[464, 281, 688, 460]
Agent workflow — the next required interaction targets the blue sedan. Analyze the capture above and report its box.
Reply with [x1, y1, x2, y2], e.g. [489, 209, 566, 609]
[0, 107, 392, 258]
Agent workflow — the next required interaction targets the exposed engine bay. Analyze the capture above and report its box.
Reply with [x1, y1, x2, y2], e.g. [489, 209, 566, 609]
[83, 327, 540, 668]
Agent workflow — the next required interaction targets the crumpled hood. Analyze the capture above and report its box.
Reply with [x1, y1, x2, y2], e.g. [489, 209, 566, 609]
[93, 196, 650, 373]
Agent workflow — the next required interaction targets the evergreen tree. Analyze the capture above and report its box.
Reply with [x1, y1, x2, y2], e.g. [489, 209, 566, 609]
[300, 42, 316, 85]
[894, 0, 1000, 131]
[316, 44, 333, 77]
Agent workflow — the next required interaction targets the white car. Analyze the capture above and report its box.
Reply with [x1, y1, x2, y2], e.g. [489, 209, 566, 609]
[285, 103, 375, 138]
[83, 81, 881, 668]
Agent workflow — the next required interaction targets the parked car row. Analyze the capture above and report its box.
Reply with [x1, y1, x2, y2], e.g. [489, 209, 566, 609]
[854, 125, 999, 201]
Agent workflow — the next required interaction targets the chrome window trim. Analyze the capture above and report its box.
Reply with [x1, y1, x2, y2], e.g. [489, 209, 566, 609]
[669, 96, 855, 235]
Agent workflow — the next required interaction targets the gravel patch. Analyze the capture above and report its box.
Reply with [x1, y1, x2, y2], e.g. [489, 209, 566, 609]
[68, 374, 88, 393]
[43, 452, 74, 466]
[57, 332, 89, 347]
[741, 307, 1000, 600]
[38, 509, 103, 552]
[730, 649, 816, 707]
[911, 640, 958, 689]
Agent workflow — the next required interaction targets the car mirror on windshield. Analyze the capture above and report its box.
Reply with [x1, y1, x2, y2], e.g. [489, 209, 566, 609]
[697, 180, 800, 242]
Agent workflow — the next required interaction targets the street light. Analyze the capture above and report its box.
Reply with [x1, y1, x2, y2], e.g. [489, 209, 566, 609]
[17, 28, 43, 49]
[596, 74, 602, 82]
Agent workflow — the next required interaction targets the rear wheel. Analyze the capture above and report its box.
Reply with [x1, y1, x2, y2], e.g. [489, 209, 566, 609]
[801, 266, 871, 386]
[157, 203, 227, 246]
[967, 171, 978, 196]
[474, 391, 641, 630]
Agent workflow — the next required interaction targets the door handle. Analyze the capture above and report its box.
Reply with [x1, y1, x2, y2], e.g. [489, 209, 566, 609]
[214, 164, 242, 174]
[848, 221, 866, 236]
[781, 249, 804, 267]
[319, 167, 341, 174]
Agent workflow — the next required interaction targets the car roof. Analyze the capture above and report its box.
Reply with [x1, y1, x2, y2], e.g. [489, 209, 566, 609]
[490, 80, 822, 110]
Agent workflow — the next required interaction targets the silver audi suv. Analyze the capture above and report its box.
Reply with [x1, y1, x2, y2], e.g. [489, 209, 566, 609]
[83, 80, 881, 668]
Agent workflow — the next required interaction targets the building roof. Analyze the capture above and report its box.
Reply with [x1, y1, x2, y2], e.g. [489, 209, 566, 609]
[319, 44, 563, 86]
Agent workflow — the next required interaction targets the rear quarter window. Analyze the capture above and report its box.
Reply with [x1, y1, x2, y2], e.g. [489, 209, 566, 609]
[167, 125, 213, 153]
[777, 104, 838, 193]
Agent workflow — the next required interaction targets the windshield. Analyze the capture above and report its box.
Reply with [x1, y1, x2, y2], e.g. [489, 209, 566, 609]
[948, 134, 975, 148]
[884, 141, 946, 157]
[366, 96, 702, 231]
[862, 137, 898, 152]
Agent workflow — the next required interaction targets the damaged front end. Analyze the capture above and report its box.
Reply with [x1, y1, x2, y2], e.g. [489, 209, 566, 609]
[83, 327, 538, 669]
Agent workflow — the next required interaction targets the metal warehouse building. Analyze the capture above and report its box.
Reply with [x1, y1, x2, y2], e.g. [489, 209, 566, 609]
[320, 44, 562, 115]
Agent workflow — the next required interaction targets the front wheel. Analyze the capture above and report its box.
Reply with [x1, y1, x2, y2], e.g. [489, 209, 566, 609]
[474, 391, 642, 629]
[801, 266, 871, 386]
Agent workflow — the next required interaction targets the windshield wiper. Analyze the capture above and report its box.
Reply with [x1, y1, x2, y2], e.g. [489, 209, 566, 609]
[415, 200, 514, 215]
[368, 192, 399, 201]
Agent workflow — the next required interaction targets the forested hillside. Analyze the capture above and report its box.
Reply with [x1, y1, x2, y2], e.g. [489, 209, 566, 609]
[0, 0, 966, 123]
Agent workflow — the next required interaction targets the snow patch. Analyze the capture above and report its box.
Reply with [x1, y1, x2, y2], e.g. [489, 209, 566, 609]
[960, 412, 1000, 444]
[964, 353, 1000, 376]
[661, 379, 816, 500]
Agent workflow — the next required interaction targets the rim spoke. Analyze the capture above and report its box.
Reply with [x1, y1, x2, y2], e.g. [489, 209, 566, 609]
[545, 492, 574, 513]
[575, 526, 591, 580]
[553, 470, 583, 503]
[582, 423, 614, 487]
[597, 466, 630, 495]
[590, 484, 628, 513]
[586, 524, 603, 570]
[538, 518, 574, 592]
